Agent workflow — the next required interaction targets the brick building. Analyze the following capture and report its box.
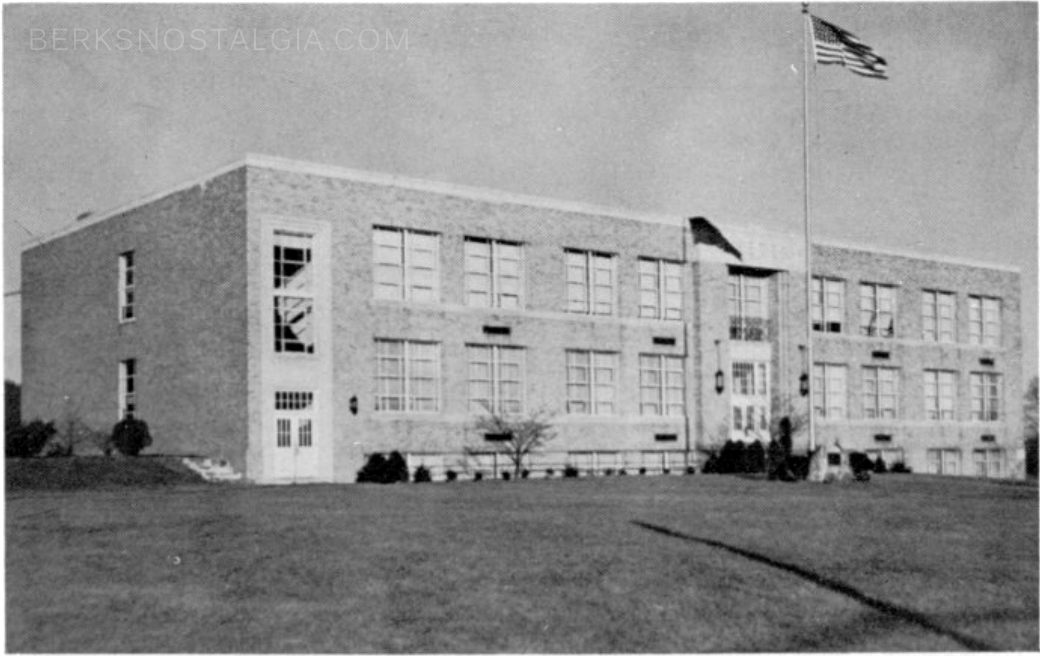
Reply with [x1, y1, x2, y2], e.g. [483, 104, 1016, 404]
[21, 155, 1024, 482]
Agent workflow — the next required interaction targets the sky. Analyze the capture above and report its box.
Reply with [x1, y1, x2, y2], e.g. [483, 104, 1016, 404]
[3, 3, 1037, 383]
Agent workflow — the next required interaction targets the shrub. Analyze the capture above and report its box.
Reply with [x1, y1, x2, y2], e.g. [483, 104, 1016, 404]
[110, 418, 152, 457]
[744, 441, 766, 474]
[788, 455, 811, 480]
[5, 420, 56, 458]
[604, 468, 615, 476]
[501, 471, 511, 481]
[639, 467, 647, 475]
[686, 465, 696, 475]
[356, 453, 387, 483]
[385, 451, 409, 483]
[445, 470, 458, 482]
[719, 440, 746, 474]
[890, 462, 912, 474]
[521, 469, 530, 479]
[544, 468, 554, 478]
[873, 456, 888, 474]
[848, 452, 874, 475]
[413, 465, 432, 483]
[701, 452, 720, 474]
[662, 468, 670, 475]
[473, 471, 484, 481]
[563, 464, 579, 478]
[618, 468, 627, 476]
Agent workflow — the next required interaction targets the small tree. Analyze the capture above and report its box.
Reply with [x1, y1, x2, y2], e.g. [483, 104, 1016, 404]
[471, 409, 555, 480]
[5, 419, 56, 458]
[110, 417, 152, 456]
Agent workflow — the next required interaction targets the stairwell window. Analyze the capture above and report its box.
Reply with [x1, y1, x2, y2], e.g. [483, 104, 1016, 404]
[465, 238, 523, 309]
[729, 271, 768, 341]
[273, 231, 315, 354]
[118, 251, 135, 322]
[859, 283, 896, 337]
[566, 250, 615, 316]
[119, 359, 136, 419]
[638, 259, 682, 320]
[373, 227, 440, 302]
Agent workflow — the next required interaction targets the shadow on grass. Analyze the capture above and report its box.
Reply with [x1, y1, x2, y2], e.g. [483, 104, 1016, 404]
[631, 520, 996, 651]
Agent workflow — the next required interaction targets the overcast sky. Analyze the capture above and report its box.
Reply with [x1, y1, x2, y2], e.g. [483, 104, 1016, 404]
[4, 3, 1037, 383]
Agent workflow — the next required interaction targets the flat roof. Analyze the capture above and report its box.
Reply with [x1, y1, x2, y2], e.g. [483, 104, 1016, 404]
[24, 153, 1021, 274]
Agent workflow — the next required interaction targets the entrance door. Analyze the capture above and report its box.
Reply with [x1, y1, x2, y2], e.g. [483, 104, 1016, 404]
[273, 391, 319, 482]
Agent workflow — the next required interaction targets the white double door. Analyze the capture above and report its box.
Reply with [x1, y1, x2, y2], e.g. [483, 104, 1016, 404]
[273, 411, 319, 481]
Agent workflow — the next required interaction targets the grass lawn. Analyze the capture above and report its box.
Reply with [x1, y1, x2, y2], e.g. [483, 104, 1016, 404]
[6, 472, 1038, 652]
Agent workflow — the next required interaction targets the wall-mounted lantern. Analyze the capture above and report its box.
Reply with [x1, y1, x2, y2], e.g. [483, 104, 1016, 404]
[714, 339, 724, 394]
[349, 395, 358, 415]
[800, 373, 810, 397]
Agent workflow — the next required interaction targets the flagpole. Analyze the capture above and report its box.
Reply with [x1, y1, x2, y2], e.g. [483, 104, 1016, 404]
[802, 2, 818, 466]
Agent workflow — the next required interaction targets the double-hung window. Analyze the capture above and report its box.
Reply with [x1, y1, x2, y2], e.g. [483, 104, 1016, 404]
[731, 361, 769, 434]
[464, 238, 523, 309]
[921, 291, 955, 342]
[566, 250, 615, 315]
[274, 231, 315, 354]
[119, 359, 136, 419]
[638, 354, 685, 416]
[968, 296, 1001, 347]
[811, 277, 844, 333]
[638, 259, 682, 320]
[969, 372, 1001, 421]
[862, 367, 899, 419]
[119, 251, 135, 322]
[812, 364, 847, 419]
[565, 350, 618, 415]
[375, 340, 440, 413]
[973, 449, 1003, 478]
[468, 345, 525, 414]
[927, 449, 961, 476]
[373, 227, 440, 302]
[859, 283, 896, 337]
[923, 370, 956, 421]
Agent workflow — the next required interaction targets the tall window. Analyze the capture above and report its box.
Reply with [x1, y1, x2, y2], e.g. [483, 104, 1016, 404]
[862, 367, 899, 419]
[973, 449, 1003, 478]
[119, 359, 136, 419]
[812, 364, 847, 419]
[465, 238, 523, 309]
[812, 277, 844, 333]
[638, 354, 685, 416]
[859, 283, 896, 337]
[969, 372, 1001, 421]
[373, 227, 440, 302]
[729, 272, 769, 341]
[566, 350, 618, 415]
[732, 361, 769, 434]
[968, 296, 1001, 347]
[921, 291, 955, 342]
[468, 345, 524, 414]
[118, 251, 135, 322]
[273, 231, 315, 353]
[924, 370, 956, 421]
[638, 259, 682, 320]
[927, 448, 960, 476]
[566, 250, 615, 315]
[375, 340, 440, 413]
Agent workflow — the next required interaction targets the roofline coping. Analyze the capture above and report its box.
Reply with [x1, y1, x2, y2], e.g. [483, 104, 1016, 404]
[21, 152, 1023, 275]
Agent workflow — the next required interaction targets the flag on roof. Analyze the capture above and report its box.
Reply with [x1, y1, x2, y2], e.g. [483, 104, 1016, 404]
[811, 15, 888, 79]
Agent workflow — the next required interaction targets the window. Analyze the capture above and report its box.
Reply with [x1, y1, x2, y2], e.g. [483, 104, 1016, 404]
[468, 345, 524, 414]
[973, 448, 1003, 478]
[273, 231, 315, 354]
[812, 364, 847, 419]
[732, 361, 769, 434]
[968, 296, 1001, 347]
[465, 238, 523, 309]
[118, 251, 135, 322]
[566, 250, 615, 315]
[927, 448, 960, 476]
[373, 227, 440, 302]
[638, 259, 682, 320]
[921, 291, 955, 342]
[812, 277, 844, 333]
[864, 448, 904, 468]
[924, 370, 956, 421]
[859, 283, 896, 337]
[566, 351, 618, 415]
[375, 340, 440, 413]
[729, 272, 768, 341]
[275, 391, 313, 411]
[969, 372, 1001, 421]
[639, 354, 685, 416]
[119, 359, 136, 419]
[862, 367, 899, 419]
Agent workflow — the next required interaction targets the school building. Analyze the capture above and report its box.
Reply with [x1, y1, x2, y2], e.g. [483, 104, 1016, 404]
[21, 155, 1025, 482]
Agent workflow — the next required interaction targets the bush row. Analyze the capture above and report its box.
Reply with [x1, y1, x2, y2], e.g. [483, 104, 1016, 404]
[5, 418, 151, 458]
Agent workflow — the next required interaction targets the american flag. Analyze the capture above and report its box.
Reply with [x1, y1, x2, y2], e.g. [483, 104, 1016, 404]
[811, 15, 888, 80]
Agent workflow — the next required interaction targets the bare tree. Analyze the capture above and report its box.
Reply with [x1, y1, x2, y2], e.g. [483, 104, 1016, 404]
[470, 410, 556, 479]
